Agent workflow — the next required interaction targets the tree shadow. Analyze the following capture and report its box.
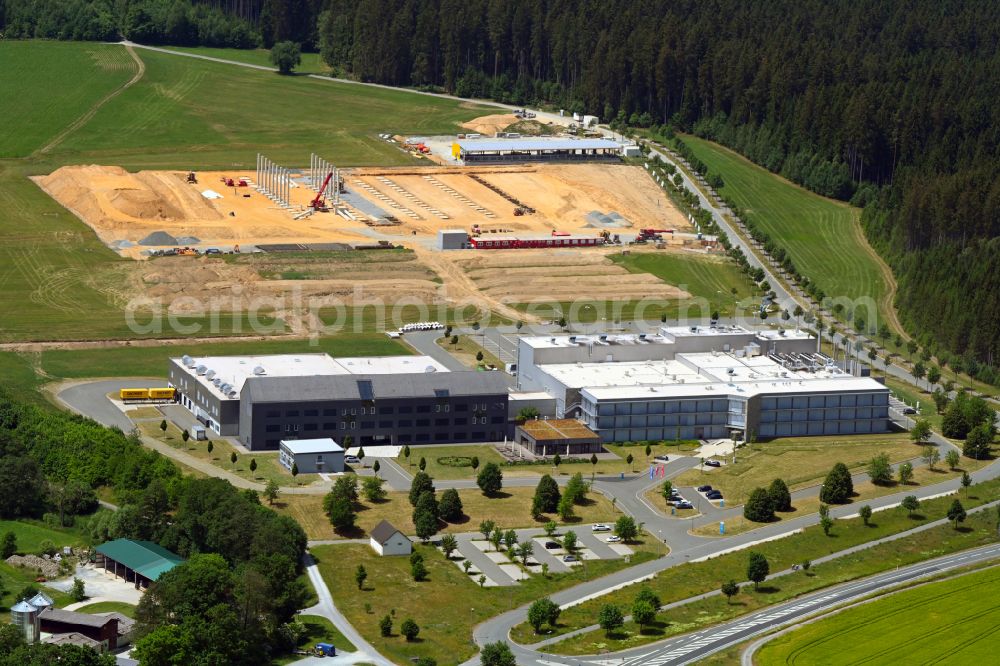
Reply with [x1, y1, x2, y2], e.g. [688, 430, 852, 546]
[907, 513, 926, 521]
[724, 600, 747, 607]
[755, 585, 780, 594]
[486, 491, 513, 500]
[638, 620, 668, 636]
[606, 630, 629, 641]
[334, 525, 366, 539]
[954, 525, 974, 533]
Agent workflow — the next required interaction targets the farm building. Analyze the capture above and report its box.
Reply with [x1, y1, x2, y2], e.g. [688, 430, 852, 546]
[279, 438, 344, 474]
[517, 326, 890, 442]
[369, 520, 412, 556]
[453, 137, 622, 163]
[515, 418, 603, 455]
[95, 539, 185, 589]
[168, 353, 510, 450]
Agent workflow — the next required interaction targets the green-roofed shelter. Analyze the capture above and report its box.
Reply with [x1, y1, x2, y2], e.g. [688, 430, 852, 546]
[95, 539, 185, 589]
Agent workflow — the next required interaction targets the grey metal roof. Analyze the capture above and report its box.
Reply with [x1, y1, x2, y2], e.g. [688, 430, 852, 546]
[458, 138, 621, 153]
[39, 607, 117, 629]
[244, 371, 508, 404]
[370, 520, 407, 545]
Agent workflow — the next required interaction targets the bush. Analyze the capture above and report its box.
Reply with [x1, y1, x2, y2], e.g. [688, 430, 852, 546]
[743, 487, 775, 522]
[270, 41, 301, 74]
[400, 618, 419, 641]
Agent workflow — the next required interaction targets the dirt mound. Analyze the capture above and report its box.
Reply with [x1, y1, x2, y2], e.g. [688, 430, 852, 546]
[461, 113, 520, 135]
[140, 231, 177, 246]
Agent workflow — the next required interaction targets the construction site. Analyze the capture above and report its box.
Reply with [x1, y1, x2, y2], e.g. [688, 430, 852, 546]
[33, 117, 723, 322]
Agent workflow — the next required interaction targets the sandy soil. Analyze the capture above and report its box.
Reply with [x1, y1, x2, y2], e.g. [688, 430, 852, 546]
[461, 113, 520, 135]
[347, 164, 688, 239]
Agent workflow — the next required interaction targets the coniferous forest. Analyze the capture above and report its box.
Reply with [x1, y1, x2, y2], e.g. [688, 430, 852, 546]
[2, 0, 998, 373]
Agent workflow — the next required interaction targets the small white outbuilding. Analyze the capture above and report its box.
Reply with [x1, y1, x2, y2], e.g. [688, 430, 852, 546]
[369, 520, 412, 556]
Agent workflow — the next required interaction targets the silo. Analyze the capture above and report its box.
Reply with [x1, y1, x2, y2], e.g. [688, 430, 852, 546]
[10, 600, 39, 643]
[28, 592, 53, 611]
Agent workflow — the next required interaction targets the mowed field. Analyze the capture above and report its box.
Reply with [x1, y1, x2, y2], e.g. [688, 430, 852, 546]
[755, 564, 1000, 665]
[678, 135, 899, 335]
[159, 45, 331, 75]
[0, 40, 491, 343]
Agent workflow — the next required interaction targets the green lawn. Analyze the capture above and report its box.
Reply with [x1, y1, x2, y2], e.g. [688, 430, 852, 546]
[677, 135, 897, 335]
[0, 515, 106, 554]
[609, 252, 756, 317]
[38, 334, 408, 379]
[159, 45, 330, 75]
[755, 564, 1000, 665]
[312, 537, 665, 664]
[0, 40, 492, 343]
[73, 601, 137, 618]
[519, 474, 1000, 650]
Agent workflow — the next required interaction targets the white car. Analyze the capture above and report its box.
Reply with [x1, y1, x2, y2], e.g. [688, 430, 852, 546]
[591, 524, 611, 532]
[606, 535, 622, 543]
[344, 455, 361, 464]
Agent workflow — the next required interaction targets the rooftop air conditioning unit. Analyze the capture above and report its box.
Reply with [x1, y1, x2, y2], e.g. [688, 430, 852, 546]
[639, 333, 647, 340]
[228, 390, 238, 398]
[690, 326, 698, 333]
[205, 369, 216, 380]
[182, 355, 195, 367]
[569, 336, 577, 343]
[424, 366, 438, 373]
[196, 365, 207, 375]
[253, 366, 266, 375]
[212, 378, 222, 387]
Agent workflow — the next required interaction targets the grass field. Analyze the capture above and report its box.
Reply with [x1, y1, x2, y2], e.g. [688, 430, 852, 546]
[0, 515, 106, 553]
[0, 40, 491, 343]
[37, 333, 408, 379]
[609, 252, 756, 317]
[677, 135, 897, 335]
[529, 476, 1000, 653]
[73, 601, 137, 618]
[161, 45, 330, 75]
[277, 486, 620, 540]
[312, 537, 664, 664]
[670, 433, 921, 505]
[755, 564, 1000, 665]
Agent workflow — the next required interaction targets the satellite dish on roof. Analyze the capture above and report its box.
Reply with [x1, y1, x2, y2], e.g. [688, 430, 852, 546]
[253, 365, 266, 375]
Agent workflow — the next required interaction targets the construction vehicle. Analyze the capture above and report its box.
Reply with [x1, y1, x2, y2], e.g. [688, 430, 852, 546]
[220, 177, 249, 188]
[310, 172, 334, 211]
[513, 207, 527, 216]
[186, 172, 197, 184]
[314, 643, 336, 657]
[637, 228, 675, 242]
[598, 230, 622, 245]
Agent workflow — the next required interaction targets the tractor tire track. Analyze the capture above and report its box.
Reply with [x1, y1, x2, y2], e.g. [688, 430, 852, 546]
[34, 44, 146, 156]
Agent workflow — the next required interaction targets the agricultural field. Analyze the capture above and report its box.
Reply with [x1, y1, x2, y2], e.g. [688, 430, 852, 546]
[159, 45, 330, 75]
[73, 601, 137, 618]
[677, 135, 900, 336]
[0, 516, 106, 553]
[755, 564, 1000, 665]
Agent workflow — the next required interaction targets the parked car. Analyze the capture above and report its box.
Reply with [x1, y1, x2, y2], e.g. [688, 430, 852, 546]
[697, 485, 713, 493]
[707, 491, 723, 500]
[902, 407, 918, 415]
[606, 535, 622, 543]
[562, 554, 578, 562]
[544, 541, 561, 549]
[705, 460, 722, 467]
[204, 248, 222, 255]
[344, 455, 361, 464]
[591, 524, 611, 532]
[675, 501, 694, 510]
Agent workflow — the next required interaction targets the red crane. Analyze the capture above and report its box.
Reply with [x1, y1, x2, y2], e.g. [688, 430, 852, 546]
[310, 172, 334, 210]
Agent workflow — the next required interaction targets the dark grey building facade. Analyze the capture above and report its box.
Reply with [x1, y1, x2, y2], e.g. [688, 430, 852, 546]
[239, 372, 510, 451]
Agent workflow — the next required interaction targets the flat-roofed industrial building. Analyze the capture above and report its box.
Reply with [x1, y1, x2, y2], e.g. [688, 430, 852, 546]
[167, 352, 510, 450]
[453, 137, 622, 163]
[517, 326, 890, 442]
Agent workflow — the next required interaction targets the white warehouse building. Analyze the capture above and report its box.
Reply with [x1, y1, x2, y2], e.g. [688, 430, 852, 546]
[517, 326, 890, 442]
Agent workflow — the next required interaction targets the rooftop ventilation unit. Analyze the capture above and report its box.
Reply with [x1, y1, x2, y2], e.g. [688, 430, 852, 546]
[212, 378, 222, 387]
[599, 334, 608, 341]
[569, 336, 577, 343]
[690, 326, 698, 333]
[182, 355, 195, 367]
[424, 366, 438, 373]
[253, 365, 266, 375]
[228, 390, 238, 398]
[639, 333, 647, 340]
[727, 368, 735, 375]
[205, 369, 216, 380]
[196, 365, 207, 375]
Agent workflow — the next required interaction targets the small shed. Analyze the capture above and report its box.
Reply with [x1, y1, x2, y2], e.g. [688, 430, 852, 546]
[438, 229, 469, 250]
[279, 438, 344, 474]
[516, 418, 603, 455]
[369, 520, 411, 556]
